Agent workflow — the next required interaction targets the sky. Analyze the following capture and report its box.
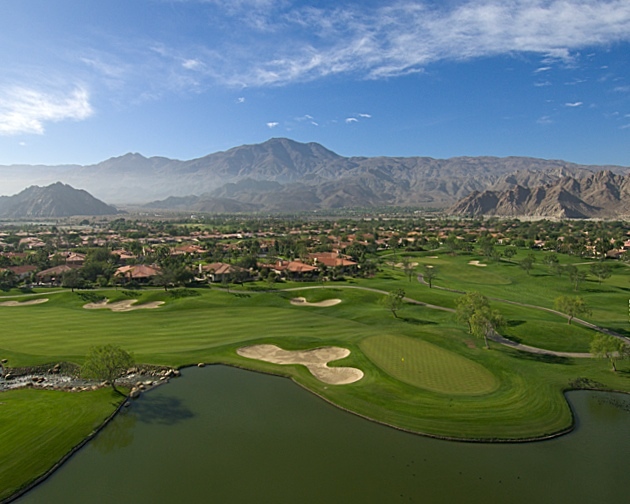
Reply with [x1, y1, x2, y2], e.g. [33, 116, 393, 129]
[0, 0, 629, 167]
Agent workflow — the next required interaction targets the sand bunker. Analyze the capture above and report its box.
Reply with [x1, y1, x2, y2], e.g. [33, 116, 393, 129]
[394, 262, 419, 268]
[290, 297, 342, 307]
[468, 260, 487, 267]
[0, 298, 48, 307]
[427, 256, 439, 259]
[237, 344, 364, 385]
[83, 299, 164, 312]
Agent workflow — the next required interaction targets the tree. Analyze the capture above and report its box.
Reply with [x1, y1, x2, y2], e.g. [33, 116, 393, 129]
[62, 268, 83, 292]
[81, 344, 134, 394]
[589, 262, 611, 285]
[382, 288, 405, 318]
[422, 264, 438, 288]
[400, 256, 416, 282]
[470, 306, 505, 349]
[543, 252, 559, 271]
[503, 245, 518, 260]
[590, 334, 627, 372]
[455, 292, 490, 334]
[566, 265, 587, 291]
[519, 254, 535, 275]
[554, 296, 591, 325]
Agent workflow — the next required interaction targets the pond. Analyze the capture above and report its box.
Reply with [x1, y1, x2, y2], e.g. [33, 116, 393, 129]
[16, 365, 630, 503]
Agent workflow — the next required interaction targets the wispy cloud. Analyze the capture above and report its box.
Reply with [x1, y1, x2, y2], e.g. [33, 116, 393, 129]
[613, 86, 630, 93]
[537, 115, 553, 125]
[0, 86, 93, 135]
[196, 0, 630, 86]
[237, 97, 245, 103]
[345, 117, 358, 124]
[266, 121, 279, 128]
[565, 101, 583, 107]
[534, 67, 552, 73]
[358, 113, 372, 118]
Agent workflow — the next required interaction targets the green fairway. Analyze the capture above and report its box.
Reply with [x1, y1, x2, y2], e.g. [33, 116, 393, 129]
[1, 254, 629, 501]
[0, 388, 125, 501]
[361, 334, 499, 395]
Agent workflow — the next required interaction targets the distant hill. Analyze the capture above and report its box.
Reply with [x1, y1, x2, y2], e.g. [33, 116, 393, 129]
[1, 138, 628, 210]
[449, 171, 630, 219]
[0, 182, 121, 218]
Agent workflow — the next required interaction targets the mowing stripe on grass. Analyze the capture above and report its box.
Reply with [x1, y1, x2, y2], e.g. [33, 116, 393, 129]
[360, 334, 499, 395]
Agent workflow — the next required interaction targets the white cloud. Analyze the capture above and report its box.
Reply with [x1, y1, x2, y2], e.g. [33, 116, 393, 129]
[207, 0, 630, 86]
[614, 86, 630, 93]
[345, 117, 358, 123]
[237, 97, 245, 103]
[534, 81, 551, 87]
[537, 115, 553, 125]
[182, 59, 203, 70]
[0, 86, 93, 135]
[534, 67, 551, 73]
[565, 101, 583, 107]
[620, 123, 630, 129]
[266, 121, 279, 128]
[358, 113, 372, 118]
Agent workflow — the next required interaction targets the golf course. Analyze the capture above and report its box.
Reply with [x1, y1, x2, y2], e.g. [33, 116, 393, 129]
[1, 248, 629, 501]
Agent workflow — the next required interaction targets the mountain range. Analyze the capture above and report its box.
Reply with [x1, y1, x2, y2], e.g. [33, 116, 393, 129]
[0, 182, 121, 218]
[1, 138, 628, 215]
[449, 171, 630, 219]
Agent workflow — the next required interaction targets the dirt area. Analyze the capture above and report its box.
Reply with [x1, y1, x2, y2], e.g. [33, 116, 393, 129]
[0, 298, 48, 307]
[237, 344, 364, 385]
[83, 299, 165, 312]
[290, 297, 342, 307]
[468, 260, 487, 267]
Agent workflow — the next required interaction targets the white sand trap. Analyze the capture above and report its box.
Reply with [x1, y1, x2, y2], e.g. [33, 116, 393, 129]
[237, 344, 364, 385]
[394, 262, 419, 268]
[290, 297, 342, 307]
[468, 260, 487, 267]
[83, 299, 164, 312]
[428, 256, 439, 259]
[0, 298, 48, 307]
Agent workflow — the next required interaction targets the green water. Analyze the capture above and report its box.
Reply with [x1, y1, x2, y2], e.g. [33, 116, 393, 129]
[16, 366, 630, 503]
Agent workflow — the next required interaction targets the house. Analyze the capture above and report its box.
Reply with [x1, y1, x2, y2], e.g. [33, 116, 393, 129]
[201, 262, 249, 283]
[265, 260, 319, 280]
[115, 264, 161, 284]
[8, 265, 38, 280]
[36, 265, 79, 285]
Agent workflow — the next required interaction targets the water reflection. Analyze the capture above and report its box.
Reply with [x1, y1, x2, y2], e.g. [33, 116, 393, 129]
[91, 410, 137, 454]
[132, 395, 194, 425]
[15, 367, 630, 504]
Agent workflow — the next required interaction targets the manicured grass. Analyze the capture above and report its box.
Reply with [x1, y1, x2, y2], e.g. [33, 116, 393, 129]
[360, 334, 499, 395]
[0, 388, 124, 501]
[1, 258, 629, 500]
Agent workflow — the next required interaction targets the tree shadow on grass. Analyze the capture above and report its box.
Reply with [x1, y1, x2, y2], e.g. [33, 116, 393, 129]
[509, 351, 571, 365]
[507, 319, 526, 328]
[133, 396, 194, 426]
[400, 316, 437, 326]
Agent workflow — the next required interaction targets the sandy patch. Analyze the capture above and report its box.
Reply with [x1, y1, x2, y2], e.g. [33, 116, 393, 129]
[394, 262, 419, 268]
[0, 298, 48, 307]
[468, 260, 487, 267]
[237, 344, 364, 385]
[83, 299, 164, 312]
[290, 297, 342, 307]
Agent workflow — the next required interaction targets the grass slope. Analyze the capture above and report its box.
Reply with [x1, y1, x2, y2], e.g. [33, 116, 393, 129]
[0, 388, 124, 501]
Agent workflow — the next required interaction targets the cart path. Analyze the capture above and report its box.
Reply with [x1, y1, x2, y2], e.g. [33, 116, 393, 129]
[280, 284, 594, 358]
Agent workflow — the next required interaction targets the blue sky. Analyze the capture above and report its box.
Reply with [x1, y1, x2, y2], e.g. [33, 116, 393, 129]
[1, 0, 629, 166]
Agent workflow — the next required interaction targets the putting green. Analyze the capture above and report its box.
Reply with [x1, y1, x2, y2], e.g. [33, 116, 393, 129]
[360, 334, 499, 395]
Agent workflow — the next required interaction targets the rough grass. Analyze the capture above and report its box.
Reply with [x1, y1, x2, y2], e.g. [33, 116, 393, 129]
[360, 334, 499, 395]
